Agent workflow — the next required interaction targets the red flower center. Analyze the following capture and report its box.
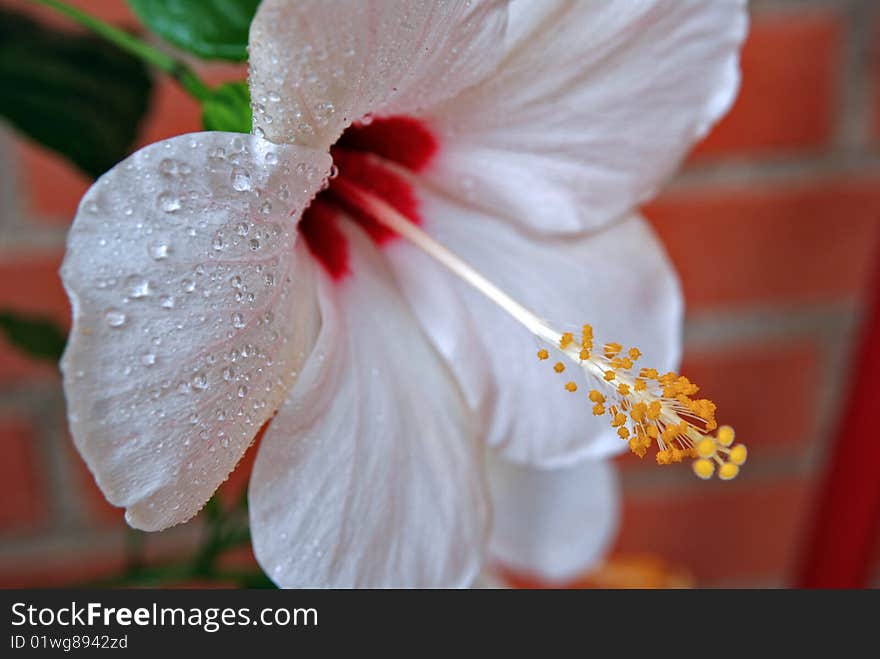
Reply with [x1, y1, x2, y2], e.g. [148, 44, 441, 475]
[298, 116, 438, 279]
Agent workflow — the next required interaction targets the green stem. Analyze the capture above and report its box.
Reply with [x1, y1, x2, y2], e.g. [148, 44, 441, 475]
[31, 0, 211, 101]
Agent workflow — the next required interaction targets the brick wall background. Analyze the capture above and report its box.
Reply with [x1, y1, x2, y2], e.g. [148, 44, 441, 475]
[1, 0, 879, 588]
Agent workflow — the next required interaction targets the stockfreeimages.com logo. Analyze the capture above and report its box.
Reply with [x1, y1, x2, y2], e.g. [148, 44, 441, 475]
[11, 601, 318, 633]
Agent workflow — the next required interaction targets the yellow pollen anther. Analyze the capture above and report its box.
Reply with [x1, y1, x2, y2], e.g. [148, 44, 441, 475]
[618, 383, 631, 396]
[719, 462, 739, 481]
[628, 347, 641, 361]
[693, 458, 715, 479]
[630, 402, 647, 422]
[565, 381, 578, 392]
[634, 378, 647, 392]
[695, 437, 716, 459]
[717, 425, 735, 447]
[536, 348, 549, 360]
[612, 412, 627, 428]
[592, 403, 606, 416]
[589, 390, 605, 403]
[560, 332, 574, 349]
[581, 324, 593, 349]
[647, 401, 662, 420]
[604, 342, 622, 358]
[729, 444, 748, 466]
[553, 361, 565, 373]
[579, 348, 590, 360]
[617, 426, 630, 439]
[604, 370, 616, 382]
[640, 368, 659, 380]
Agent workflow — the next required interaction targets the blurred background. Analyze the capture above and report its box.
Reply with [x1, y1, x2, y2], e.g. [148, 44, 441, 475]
[1, 0, 879, 588]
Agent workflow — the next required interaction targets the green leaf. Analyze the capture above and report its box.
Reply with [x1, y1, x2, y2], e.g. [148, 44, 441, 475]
[202, 81, 252, 133]
[127, 0, 260, 62]
[0, 311, 67, 363]
[0, 7, 152, 179]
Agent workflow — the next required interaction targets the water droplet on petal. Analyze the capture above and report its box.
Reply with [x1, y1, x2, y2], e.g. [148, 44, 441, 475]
[191, 372, 208, 390]
[159, 158, 178, 176]
[141, 353, 156, 366]
[231, 313, 245, 329]
[149, 242, 172, 260]
[157, 192, 182, 212]
[126, 275, 152, 299]
[104, 308, 127, 328]
[231, 168, 252, 191]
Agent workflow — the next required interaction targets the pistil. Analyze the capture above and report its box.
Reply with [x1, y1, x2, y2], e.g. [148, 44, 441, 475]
[331, 178, 746, 480]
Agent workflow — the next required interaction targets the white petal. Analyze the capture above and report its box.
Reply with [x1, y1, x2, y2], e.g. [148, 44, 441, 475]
[249, 222, 488, 587]
[248, 0, 507, 150]
[61, 132, 331, 531]
[487, 455, 620, 584]
[427, 0, 748, 232]
[387, 183, 682, 466]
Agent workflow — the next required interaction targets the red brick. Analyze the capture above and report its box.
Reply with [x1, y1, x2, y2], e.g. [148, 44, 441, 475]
[22, 0, 137, 28]
[0, 252, 68, 384]
[16, 143, 91, 220]
[694, 11, 840, 158]
[619, 340, 821, 473]
[0, 551, 126, 588]
[873, 18, 880, 141]
[67, 438, 126, 527]
[645, 178, 880, 310]
[614, 479, 812, 584]
[683, 342, 820, 449]
[0, 419, 48, 533]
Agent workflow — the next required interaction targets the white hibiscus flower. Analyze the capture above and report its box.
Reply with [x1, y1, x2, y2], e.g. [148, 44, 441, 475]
[60, 0, 749, 587]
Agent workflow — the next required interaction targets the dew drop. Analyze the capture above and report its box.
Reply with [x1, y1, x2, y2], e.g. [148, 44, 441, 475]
[231, 313, 245, 329]
[141, 353, 156, 366]
[104, 308, 127, 328]
[249, 238, 260, 251]
[181, 278, 196, 293]
[236, 222, 250, 236]
[159, 158, 179, 176]
[126, 275, 152, 299]
[160, 295, 176, 309]
[149, 242, 172, 260]
[157, 192, 182, 213]
[191, 372, 208, 390]
[231, 168, 252, 191]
